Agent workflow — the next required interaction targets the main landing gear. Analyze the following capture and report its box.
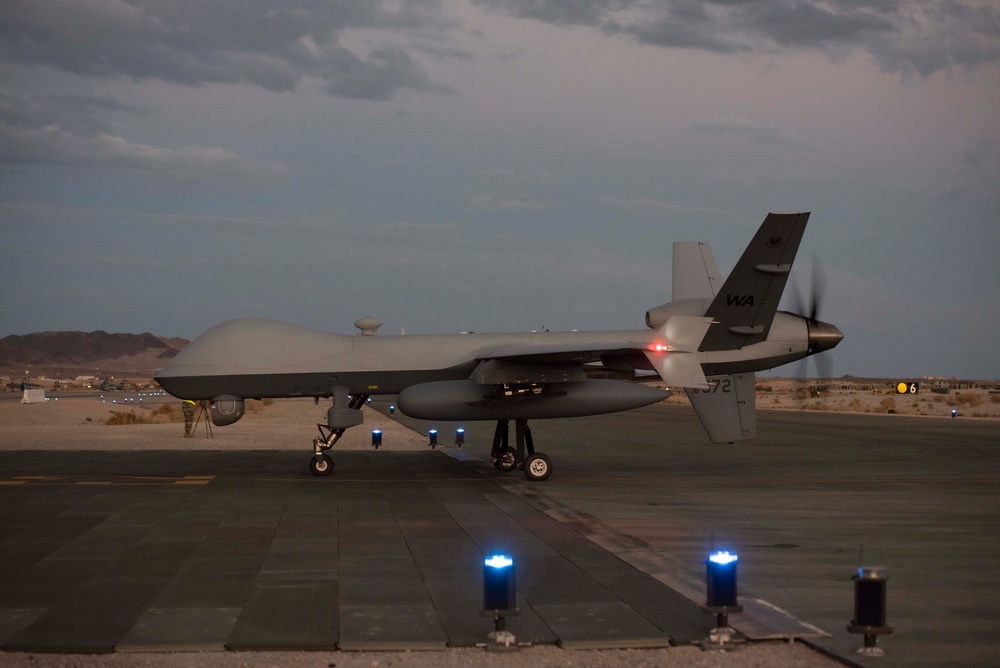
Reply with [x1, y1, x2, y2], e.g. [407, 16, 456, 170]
[310, 391, 368, 476]
[489, 418, 553, 482]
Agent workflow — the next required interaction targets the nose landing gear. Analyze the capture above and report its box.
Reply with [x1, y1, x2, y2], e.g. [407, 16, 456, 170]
[310, 390, 368, 476]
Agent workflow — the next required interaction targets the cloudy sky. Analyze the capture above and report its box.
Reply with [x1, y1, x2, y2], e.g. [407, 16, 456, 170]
[2, 0, 998, 379]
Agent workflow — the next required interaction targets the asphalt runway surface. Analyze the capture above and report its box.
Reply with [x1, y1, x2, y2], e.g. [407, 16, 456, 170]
[1, 399, 997, 667]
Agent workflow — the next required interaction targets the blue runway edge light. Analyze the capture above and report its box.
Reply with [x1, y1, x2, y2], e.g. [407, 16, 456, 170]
[484, 555, 513, 569]
[709, 550, 738, 565]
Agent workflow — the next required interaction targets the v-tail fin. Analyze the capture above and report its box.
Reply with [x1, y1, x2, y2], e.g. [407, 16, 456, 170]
[698, 211, 809, 352]
[686, 373, 756, 443]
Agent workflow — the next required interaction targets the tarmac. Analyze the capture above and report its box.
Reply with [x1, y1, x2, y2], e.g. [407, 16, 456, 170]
[1, 395, 998, 666]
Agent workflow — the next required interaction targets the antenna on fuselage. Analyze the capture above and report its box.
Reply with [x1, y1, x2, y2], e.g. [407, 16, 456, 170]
[354, 316, 383, 336]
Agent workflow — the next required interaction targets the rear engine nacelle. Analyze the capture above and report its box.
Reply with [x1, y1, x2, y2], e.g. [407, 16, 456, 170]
[210, 395, 245, 426]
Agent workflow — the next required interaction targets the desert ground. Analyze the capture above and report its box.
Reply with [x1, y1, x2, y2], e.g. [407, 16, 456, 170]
[0, 395, 429, 451]
[4, 378, 999, 435]
[669, 377, 1000, 419]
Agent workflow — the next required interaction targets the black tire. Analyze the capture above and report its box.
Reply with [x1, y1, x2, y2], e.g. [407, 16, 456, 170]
[523, 453, 552, 481]
[492, 446, 517, 472]
[310, 453, 334, 476]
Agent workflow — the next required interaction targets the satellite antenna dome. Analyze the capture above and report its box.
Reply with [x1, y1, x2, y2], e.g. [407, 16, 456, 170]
[354, 316, 383, 336]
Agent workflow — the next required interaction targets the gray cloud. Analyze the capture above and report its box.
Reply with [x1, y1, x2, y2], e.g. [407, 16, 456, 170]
[0, 92, 149, 137]
[473, 0, 630, 26]
[0, 122, 290, 181]
[320, 46, 451, 100]
[474, 0, 1000, 76]
[964, 140, 1000, 171]
[0, 88, 286, 180]
[0, 0, 455, 100]
[688, 118, 814, 150]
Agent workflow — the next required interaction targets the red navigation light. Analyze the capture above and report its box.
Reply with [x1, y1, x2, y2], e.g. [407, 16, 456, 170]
[649, 343, 668, 352]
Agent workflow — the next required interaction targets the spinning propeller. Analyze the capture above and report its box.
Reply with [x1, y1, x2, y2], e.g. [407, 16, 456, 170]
[789, 257, 843, 380]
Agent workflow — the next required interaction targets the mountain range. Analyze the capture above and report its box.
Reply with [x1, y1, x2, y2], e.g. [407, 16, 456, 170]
[0, 331, 189, 375]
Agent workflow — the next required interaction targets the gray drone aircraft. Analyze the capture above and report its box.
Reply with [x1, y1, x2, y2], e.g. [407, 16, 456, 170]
[155, 211, 842, 481]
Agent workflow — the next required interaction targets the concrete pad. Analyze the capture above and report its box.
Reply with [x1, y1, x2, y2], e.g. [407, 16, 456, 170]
[391, 401, 1000, 667]
[15, 407, 984, 666]
[0, 559, 108, 608]
[227, 579, 337, 650]
[0, 609, 46, 645]
[3, 576, 171, 652]
[117, 607, 241, 652]
[533, 602, 671, 649]
[338, 606, 447, 651]
[0, 448, 724, 653]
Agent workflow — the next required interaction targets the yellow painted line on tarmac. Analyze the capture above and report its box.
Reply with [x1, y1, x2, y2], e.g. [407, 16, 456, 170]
[253, 477, 486, 483]
[173, 475, 215, 485]
[1, 474, 217, 486]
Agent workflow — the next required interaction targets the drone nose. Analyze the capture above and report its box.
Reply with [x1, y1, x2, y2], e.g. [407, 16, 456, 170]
[807, 319, 844, 355]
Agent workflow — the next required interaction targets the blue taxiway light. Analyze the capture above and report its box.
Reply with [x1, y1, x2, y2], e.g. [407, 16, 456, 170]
[484, 555, 513, 569]
[709, 551, 738, 565]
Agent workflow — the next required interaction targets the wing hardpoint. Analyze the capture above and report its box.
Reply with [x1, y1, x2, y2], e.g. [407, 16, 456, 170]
[698, 211, 809, 352]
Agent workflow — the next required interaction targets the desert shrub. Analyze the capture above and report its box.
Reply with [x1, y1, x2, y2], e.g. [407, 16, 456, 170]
[104, 410, 151, 425]
[849, 398, 863, 411]
[956, 393, 981, 407]
[262, 398, 274, 407]
[150, 403, 181, 423]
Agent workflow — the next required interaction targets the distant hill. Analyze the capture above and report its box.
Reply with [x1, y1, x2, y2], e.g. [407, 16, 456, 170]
[0, 331, 189, 371]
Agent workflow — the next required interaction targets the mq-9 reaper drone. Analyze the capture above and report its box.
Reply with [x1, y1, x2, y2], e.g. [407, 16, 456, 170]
[155, 212, 842, 481]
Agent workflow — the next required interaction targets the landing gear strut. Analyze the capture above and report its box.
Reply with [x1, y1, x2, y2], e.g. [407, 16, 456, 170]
[310, 390, 368, 476]
[489, 419, 552, 481]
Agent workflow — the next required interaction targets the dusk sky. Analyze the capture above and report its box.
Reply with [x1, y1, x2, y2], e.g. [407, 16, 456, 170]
[2, 1, 998, 379]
